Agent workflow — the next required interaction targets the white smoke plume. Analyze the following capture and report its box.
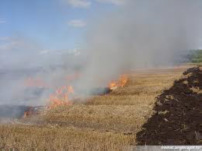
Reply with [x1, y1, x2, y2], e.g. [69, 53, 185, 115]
[0, 0, 202, 110]
[76, 0, 202, 90]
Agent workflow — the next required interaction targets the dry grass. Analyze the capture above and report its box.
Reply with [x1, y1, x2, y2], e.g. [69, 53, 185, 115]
[43, 105, 152, 133]
[0, 65, 191, 150]
[0, 125, 135, 151]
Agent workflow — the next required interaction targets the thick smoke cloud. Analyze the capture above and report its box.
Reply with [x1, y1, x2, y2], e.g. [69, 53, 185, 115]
[1, 0, 202, 108]
[77, 0, 202, 90]
[0, 36, 84, 106]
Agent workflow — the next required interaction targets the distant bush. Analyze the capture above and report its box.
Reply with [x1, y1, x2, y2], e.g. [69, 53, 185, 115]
[191, 49, 202, 63]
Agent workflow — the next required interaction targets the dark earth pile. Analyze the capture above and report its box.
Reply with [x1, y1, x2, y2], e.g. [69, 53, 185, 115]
[137, 66, 202, 145]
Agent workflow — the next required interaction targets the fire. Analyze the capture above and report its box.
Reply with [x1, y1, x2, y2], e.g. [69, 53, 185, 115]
[23, 72, 127, 111]
[119, 75, 128, 87]
[23, 107, 35, 118]
[109, 75, 128, 90]
[48, 86, 74, 109]
[109, 81, 118, 90]
[24, 74, 78, 110]
[23, 109, 31, 118]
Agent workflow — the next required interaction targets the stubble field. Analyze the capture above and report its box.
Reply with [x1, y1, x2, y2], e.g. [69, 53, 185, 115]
[1, 65, 201, 150]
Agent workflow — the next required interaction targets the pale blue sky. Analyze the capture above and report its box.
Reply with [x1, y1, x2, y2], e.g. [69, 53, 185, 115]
[0, 0, 122, 68]
[0, 0, 120, 49]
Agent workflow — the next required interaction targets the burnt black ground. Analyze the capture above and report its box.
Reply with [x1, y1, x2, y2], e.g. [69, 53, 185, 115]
[0, 105, 43, 119]
[136, 66, 202, 145]
[0, 105, 31, 118]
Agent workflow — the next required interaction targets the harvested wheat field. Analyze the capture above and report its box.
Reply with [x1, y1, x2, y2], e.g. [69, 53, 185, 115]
[0, 65, 202, 150]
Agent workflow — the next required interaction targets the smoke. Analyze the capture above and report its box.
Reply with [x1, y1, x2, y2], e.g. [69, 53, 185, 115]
[1, 0, 202, 111]
[0, 36, 85, 106]
[75, 0, 202, 90]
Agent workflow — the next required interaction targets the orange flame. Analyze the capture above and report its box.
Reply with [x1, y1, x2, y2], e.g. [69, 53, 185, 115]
[109, 75, 128, 90]
[48, 86, 74, 109]
[23, 107, 34, 118]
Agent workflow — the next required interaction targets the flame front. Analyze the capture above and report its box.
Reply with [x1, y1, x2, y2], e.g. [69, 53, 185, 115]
[119, 75, 128, 87]
[48, 73, 79, 109]
[48, 86, 74, 109]
[109, 75, 128, 90]
[23, 108, 31, 118]
[24, 73, 127, 111]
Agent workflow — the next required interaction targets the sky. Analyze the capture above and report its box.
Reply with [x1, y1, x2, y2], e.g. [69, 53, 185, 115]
[0, 0, 202, 69]
[0, 0, 124, 68]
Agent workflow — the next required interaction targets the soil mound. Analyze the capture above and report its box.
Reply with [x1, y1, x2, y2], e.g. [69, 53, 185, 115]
[137, 66, 202, 145]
